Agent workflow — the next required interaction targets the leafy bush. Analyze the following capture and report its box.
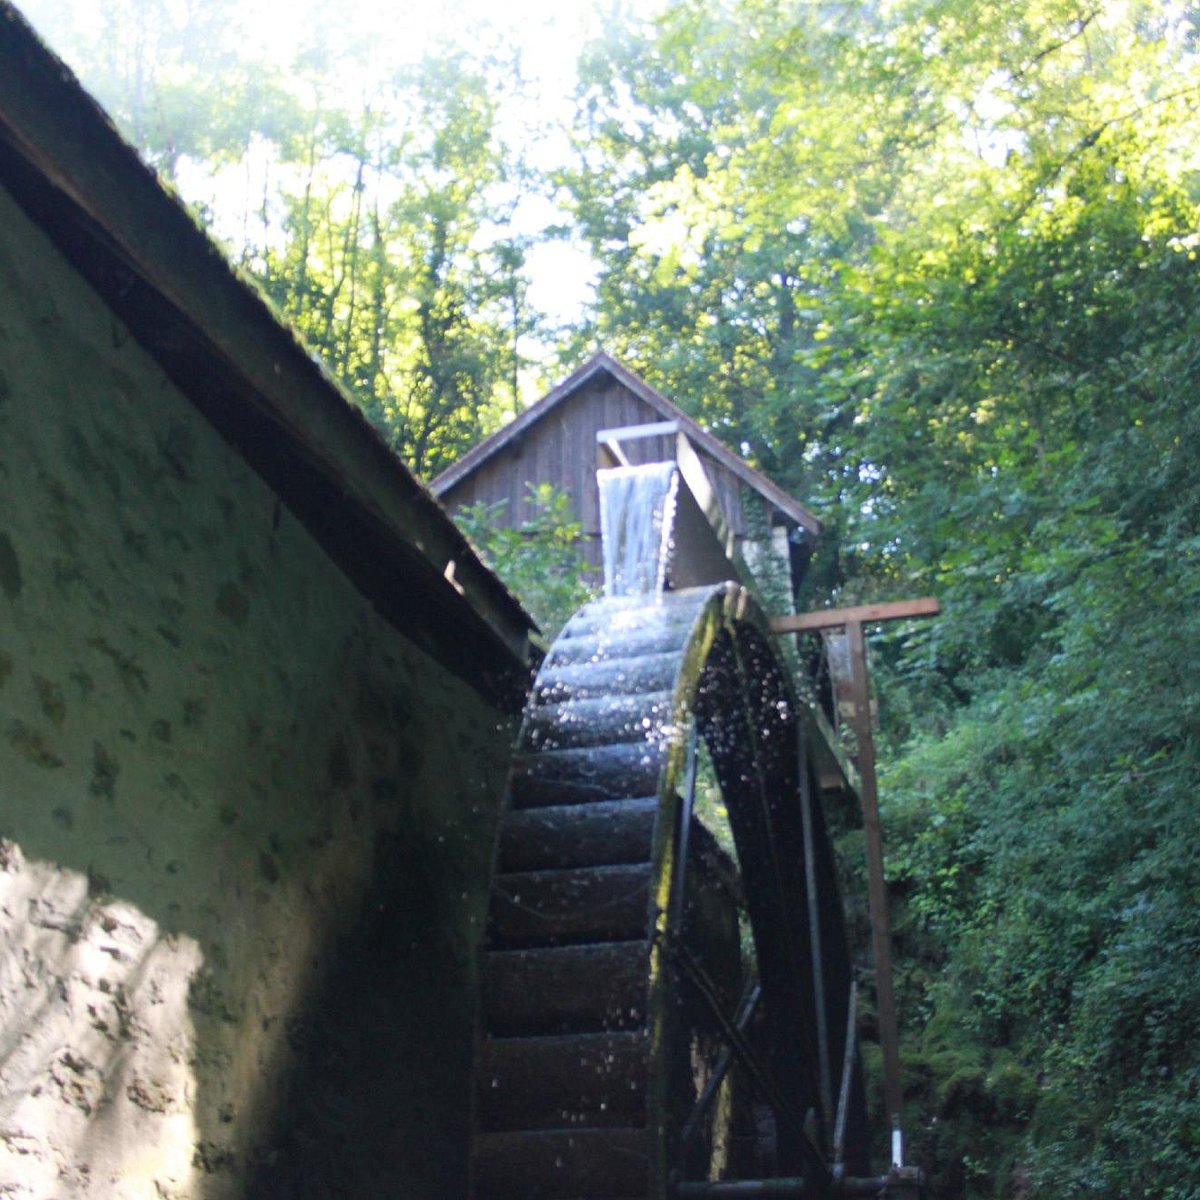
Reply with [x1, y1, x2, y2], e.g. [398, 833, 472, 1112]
[457, 483, 596, 642]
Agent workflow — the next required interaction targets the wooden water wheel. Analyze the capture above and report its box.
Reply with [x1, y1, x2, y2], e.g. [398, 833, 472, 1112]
[470, 582, 877, 1199]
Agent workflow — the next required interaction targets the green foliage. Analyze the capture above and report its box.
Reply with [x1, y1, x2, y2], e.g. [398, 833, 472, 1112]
[457, 483, 596, 641]
[24, 0, 542, 479]
[20, 0, 265, 177]
[885, 530, 1200, 1195]
[567, 2, 1200, 1194]
[246, 52, 527, 476]
[860, 94, 1200, 1184]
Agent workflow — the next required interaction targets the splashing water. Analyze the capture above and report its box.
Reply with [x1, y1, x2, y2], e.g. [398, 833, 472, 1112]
[598, 463, 679, 598]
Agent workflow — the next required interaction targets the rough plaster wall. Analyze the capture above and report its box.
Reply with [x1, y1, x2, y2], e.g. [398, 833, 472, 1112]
[0, 183, 514, 1199]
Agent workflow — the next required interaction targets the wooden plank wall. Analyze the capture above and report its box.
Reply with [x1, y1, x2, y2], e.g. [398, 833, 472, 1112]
[441, 375, 754, 574]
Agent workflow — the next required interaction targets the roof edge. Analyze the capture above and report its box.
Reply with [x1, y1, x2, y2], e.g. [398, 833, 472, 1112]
[0, 4, 534, 704]
[431, 352, 620, 495]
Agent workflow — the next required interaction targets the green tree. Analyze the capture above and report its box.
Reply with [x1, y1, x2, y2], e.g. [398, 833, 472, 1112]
[561, 2, 1200, 1194]
[26, 1, 544, 478]
[19, 0, 295, 179]
[238, 50, 537, 477]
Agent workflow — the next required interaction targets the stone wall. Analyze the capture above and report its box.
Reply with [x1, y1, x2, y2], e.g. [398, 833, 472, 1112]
[0, 182, 515, 1199]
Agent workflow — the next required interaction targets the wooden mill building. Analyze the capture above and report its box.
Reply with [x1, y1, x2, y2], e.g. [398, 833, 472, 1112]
[432, 353, 824, 609]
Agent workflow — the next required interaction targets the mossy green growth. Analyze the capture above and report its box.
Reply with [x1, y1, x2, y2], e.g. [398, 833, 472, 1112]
[900, 998, 1037, 1199]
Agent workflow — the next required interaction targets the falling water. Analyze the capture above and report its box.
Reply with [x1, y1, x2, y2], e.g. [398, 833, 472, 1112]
[598, 462, 680, 598]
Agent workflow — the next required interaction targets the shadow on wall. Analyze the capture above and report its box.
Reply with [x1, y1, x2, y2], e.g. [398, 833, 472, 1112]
[0, 841, 206, 1196]
[0, 670, 505, 1200]
[246, 826, 484, 1199]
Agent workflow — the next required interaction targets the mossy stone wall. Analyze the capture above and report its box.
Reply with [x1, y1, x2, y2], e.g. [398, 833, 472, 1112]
[0, 182, 514, 1199]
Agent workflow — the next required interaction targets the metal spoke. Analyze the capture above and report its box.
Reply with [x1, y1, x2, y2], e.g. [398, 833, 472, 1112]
[679, 982, 763, 1154]
[665, 935, 827, 1181]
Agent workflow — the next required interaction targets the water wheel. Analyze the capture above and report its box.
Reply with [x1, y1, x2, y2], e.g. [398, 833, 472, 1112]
[470, 582, 869, 1199]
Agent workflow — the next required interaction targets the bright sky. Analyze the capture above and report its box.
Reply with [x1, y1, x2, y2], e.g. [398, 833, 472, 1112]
[231, 0, 668, 330]
[397, 0, 662, 330]
[19, 0, 666, 340]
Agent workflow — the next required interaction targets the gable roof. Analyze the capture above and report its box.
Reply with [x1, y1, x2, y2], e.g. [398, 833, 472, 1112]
[432, 352, 822, 537]
[0, 3, 532, 704]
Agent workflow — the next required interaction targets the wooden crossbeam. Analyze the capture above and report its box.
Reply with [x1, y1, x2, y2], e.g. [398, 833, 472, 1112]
[768, 597, 940, 634]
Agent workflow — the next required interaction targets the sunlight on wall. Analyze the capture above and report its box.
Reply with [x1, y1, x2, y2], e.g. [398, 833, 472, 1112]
[0, 842, 202, 1200]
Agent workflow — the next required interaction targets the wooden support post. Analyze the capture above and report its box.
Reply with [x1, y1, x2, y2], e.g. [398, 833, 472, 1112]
[769, 597, 940, 1139]
[844, 618, 903, 1131]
